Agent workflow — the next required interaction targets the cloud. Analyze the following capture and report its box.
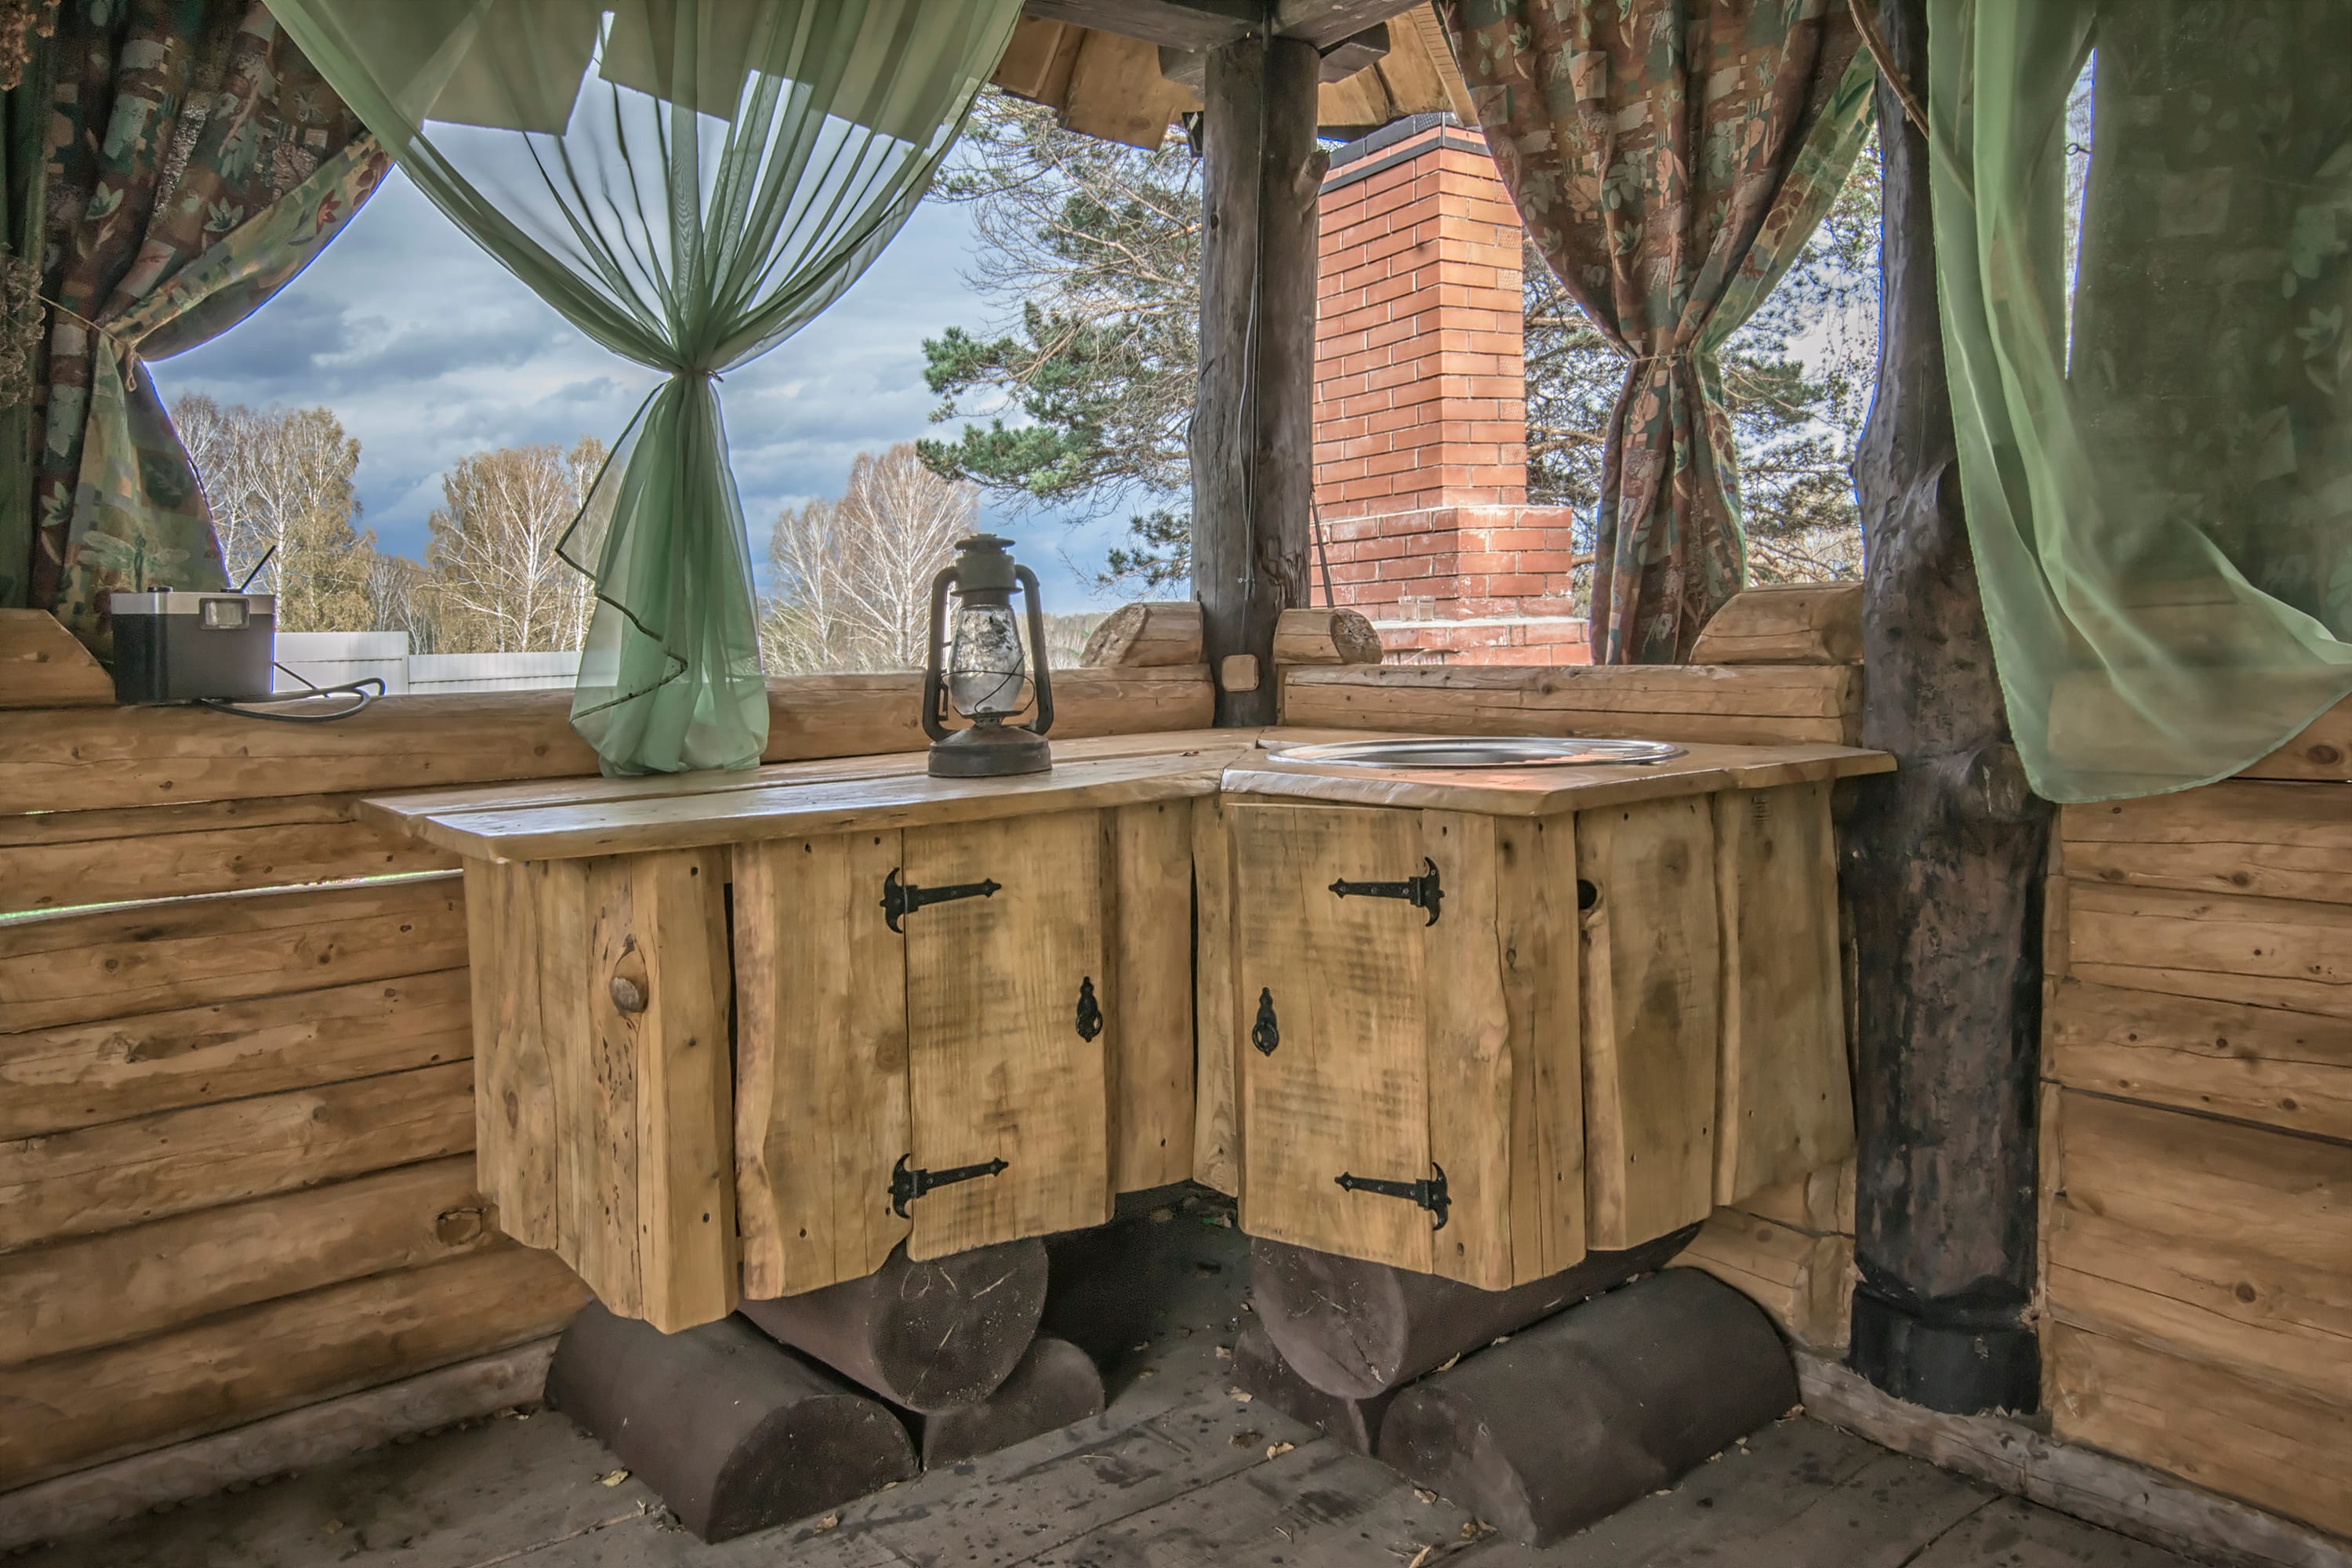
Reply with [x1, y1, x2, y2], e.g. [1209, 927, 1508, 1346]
[151, 169, 1131, 608]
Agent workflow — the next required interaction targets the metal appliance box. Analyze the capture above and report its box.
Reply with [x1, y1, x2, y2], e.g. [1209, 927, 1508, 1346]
[108, 590, 276, 704]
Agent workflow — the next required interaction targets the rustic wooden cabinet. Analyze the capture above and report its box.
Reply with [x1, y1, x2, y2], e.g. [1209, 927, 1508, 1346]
[366, 731, 1882, 1329]
[367, 748, 1220, 1331]
[1210, 744, 1883, 1292]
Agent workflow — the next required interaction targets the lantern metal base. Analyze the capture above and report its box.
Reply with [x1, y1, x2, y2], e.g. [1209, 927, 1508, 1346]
[928, 723, 1052, 779]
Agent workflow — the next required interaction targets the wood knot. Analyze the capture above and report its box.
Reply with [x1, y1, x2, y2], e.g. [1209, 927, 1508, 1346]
[609, 973, 647, 1014]
[2305, 743, 2344, 767]
[435, 1207, 487, 1246]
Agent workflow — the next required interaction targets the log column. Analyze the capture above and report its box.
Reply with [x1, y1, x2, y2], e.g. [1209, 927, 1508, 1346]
[1842, 0, 2053, 1414]
[1192, 32, 1323, 726]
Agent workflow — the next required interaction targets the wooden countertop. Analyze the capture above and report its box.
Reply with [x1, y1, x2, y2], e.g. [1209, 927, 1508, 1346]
[1227, 738, 1893, 816]
[359, 728, 1893, 862]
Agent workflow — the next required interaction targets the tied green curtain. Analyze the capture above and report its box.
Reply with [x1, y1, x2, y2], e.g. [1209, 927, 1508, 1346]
[1441, 0, 1875, 662]
[1928, 0, 2352, 799]
[23, 0, 384, 650]
[266, 0, 1022, 774]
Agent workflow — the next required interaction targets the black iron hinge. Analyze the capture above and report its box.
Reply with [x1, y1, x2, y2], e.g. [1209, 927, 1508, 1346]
[1329, 857, 1443, 924]
[1076, 976, 1103, 1041]
[1252, 987, 1279, 1056]
[1334, 1162, 1450, 1230]
[889, 1152, 1009, 1217]
[881, 867, 1000, 933]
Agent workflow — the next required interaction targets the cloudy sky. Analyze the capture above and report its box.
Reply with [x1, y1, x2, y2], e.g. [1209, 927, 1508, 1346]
[150, 167, 1126, 608]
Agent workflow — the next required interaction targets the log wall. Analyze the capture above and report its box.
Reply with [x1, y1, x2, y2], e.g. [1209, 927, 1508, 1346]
[2039, 695, 2352, 1541]
[0, 655, 1213, 1495]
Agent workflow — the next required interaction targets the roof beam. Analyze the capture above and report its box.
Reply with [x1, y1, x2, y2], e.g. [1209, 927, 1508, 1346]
[1020, 0, 1430, 53]
[1019, 0, 1258, 51]
[1160, 21, 1388, 93]
[1272, 0, 1426, 50]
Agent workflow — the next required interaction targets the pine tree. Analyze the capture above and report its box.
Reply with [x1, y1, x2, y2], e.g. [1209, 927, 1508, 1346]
[916, 93, 1200, 594]
[922, 89, 1879, 600]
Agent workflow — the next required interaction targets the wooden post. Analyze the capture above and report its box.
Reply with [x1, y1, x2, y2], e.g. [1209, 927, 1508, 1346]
[1192, 31, 1323, 726]
[1842, 0, 2053, 1415]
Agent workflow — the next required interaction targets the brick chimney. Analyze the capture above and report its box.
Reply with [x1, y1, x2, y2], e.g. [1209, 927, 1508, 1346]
[1311, 117, 1590, 665]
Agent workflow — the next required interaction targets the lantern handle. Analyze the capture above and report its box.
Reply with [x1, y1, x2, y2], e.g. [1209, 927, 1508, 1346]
[920, 561, 956, 742]
[1017, 564, 1054, 737]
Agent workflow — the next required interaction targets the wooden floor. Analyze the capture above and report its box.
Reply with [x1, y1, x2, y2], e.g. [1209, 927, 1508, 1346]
[21, 1214, 2198, 1568]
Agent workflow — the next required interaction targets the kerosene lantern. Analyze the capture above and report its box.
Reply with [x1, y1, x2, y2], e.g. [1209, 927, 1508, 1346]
[922, 534, 1055, 778]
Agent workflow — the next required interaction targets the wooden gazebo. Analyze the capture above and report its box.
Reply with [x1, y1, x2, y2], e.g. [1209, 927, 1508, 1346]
[0, 2, 2343, 1563]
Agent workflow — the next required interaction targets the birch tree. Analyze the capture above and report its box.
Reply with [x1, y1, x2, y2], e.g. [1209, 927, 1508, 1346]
[761, 443, 978, 673]
[172, 393, 375, 630]
[423, 438, 603, 652]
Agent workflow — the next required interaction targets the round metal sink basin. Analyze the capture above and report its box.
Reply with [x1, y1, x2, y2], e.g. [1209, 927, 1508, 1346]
[1262, 735, 1686, 769]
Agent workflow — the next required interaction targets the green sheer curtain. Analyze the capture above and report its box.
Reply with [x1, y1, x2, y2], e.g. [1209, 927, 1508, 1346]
[267, 0, 1021, 773]
[1928, 0, 2352, 799]
[1442, 0, 1873, 662]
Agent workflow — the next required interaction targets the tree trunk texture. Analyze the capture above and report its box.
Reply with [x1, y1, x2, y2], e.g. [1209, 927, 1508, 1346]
[545, 1305, 916, 1543]
[737, 1239, 1048, 1413]
[1375, 1270, 1798, 1548]
[1230, 1319, 1399, 1454]
[1842, 0, 2053, 1416]
[1192, 33, 1323, 727]
[1249, 1228, 1696, 1401]
[904, 1335, 1104, 1469]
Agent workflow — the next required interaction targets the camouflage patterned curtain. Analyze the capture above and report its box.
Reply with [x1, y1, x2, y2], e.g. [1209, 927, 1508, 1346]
[18, 0, 383, 652]
[1439, 0, 1872, 662]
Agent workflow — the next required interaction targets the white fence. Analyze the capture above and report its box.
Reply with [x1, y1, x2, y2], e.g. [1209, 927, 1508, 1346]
[274, 633, 581, 695]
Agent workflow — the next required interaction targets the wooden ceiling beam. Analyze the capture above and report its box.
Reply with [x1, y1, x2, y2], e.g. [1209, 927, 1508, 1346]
[1020, 0, 1258, 51]
[1272, 0, 1426, 49]
[1022, 0, 1428, 53]
[1316, 24, 1390, 81]
[1161, 21, 1388, 93]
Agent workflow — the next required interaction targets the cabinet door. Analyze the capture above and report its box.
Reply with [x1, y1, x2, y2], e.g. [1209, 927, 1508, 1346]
[1232, 804, 1436, 1272]
[733, 830, 909, 1299]
[902, 813, 1111, 1258]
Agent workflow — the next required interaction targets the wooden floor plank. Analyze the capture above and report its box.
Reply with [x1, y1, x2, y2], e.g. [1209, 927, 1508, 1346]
[1452, 1417, 1879, 1566]
[9, 1214, 2214, 1568]
[1907, 1495, 2204, 1567]
[1541, 1452, 1995, 1567]
[1025, 1438, 1477, 1567]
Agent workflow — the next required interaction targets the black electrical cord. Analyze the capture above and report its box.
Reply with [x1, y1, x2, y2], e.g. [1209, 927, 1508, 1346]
[194, 662, 385, 723]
